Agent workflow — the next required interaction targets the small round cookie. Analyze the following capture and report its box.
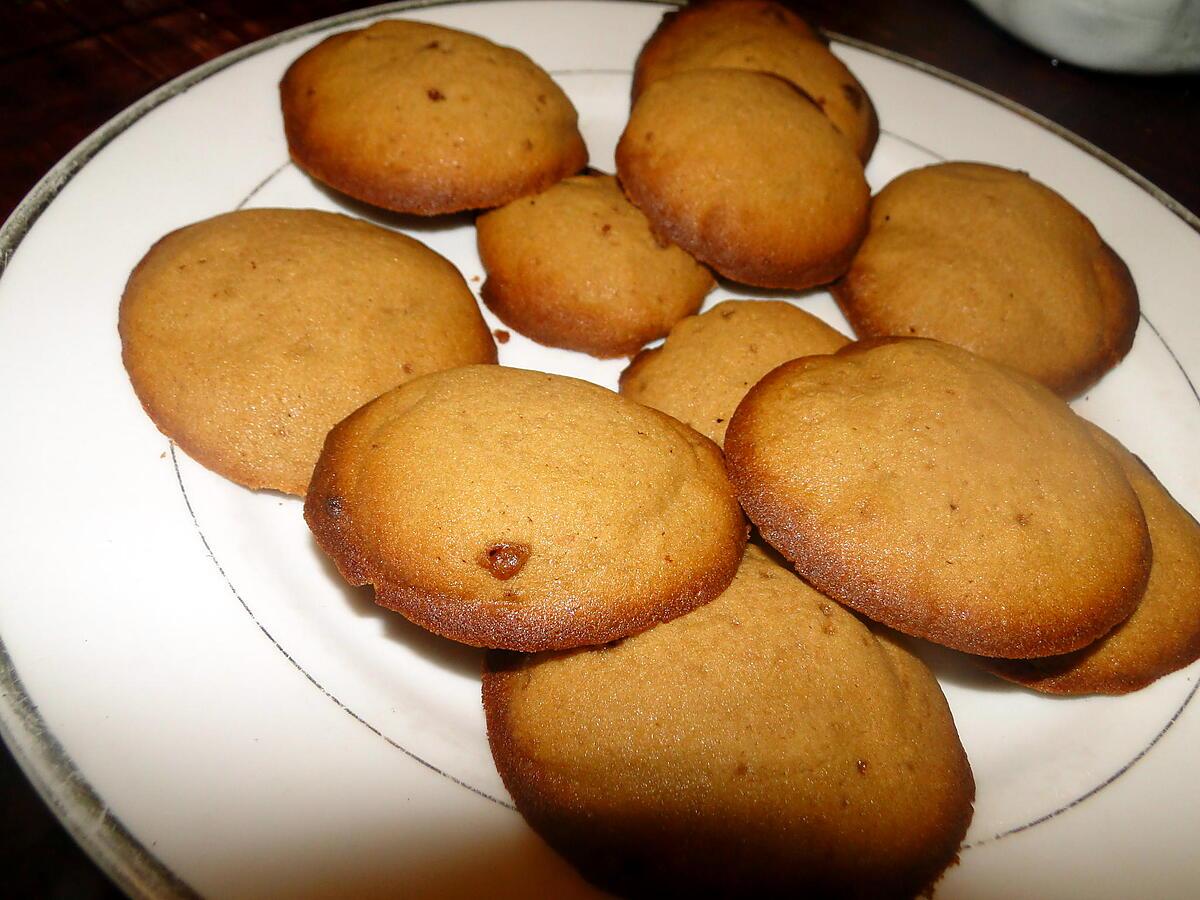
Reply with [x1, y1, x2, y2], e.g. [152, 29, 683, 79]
[988, 424, 1200, 694]
[633, 0, 878, 161]
[119, 208, 496, 496]
[304, 365, 746, 651]
[484, 546, 975, 899]
[725, 338, 1151, 659]
[616, 68, 869, 290]
[476, 174, 714, 357]
[833, 162, 1139, 397]
[620, 300, 849, 445]
[280, 20, 587, 215]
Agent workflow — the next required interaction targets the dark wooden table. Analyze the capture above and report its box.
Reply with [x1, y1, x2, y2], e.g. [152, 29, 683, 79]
[2, 1, 1197, 896]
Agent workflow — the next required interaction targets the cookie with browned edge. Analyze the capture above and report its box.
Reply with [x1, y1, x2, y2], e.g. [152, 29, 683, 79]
[616, 68, 869, 290]
[725, 338, 1151, 659]
[280, 20, 587, 214]
[477, 174, 714, 357]
[305, 365, 746, 651]
[833, 162, 1138, 397]
[620, 299, 848, 445]
[119, 208, 496, 495]
[484, 545, 974, 899]
[988, 423, 1200, 694]
[633, 0, 878, 161]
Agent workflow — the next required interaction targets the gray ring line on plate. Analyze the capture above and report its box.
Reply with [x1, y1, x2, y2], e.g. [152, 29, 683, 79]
[166, 446, 512, 811]
[840, 130, 1200, 847]
[0, 1, 1197, 894]
[882, 125, 1200, 850]
[968, 673, 1200, 848]
[222, 110, 1200, 848]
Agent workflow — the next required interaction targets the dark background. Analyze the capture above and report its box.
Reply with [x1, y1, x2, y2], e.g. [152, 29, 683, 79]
[2, 0, 1197, 896]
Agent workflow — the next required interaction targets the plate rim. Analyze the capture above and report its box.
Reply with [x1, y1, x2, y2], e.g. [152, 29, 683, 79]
[1, 1, 1197, 895]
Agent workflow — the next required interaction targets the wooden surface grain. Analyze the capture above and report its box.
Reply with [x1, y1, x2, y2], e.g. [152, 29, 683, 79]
[3, 0, 1197, 224]
[1, 0, 1197, 896]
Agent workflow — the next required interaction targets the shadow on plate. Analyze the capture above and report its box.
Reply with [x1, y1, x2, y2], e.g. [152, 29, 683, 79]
[713, 276, 830, 304]
[307, 535, 485, 680]
[312, 179, 479, 233]
[908, 639, 1024, 694]
[199, 808, 597, 900]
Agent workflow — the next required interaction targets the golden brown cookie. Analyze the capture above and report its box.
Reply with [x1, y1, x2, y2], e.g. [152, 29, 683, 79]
[476, 174, 714, 357]
[304, 365, 746, 651]
[620, 300, 849, 445]
[280, 20, 587, 214]
[119, 208, 496, 495]
[988, 424, 1200, 694]
[616, 68, 869, 290]
[633, 0, 878, 161]
[833, 162, 1139, 397]
[483, 546, 974, 899]
[725, 338, 1151, 659]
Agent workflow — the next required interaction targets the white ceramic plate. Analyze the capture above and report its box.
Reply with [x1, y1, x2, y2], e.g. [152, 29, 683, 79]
[2, 2, 1199, 897]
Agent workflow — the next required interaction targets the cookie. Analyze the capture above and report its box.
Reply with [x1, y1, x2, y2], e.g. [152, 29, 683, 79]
[483, 545, 975, 899]
[725, 338, 1151, 658]
[304, 365, 746, 651]
[833, 162, 1139, 397]
[620, 299, 849, 445]
[988, 424, 1200, 694]
[476, 174, 714, 357]
[616, 68, 869, 289]
[280, 20, 587, 215]
[119, 208, 496, 496]
[633, 0, 878, 161]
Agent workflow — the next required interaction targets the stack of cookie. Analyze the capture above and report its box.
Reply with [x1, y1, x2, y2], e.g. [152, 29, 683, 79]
[616, 0, 874, 291]
[115, 1, 1200, 897]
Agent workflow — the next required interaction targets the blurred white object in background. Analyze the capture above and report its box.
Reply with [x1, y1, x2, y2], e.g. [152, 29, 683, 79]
[966, 0, 1200, 72]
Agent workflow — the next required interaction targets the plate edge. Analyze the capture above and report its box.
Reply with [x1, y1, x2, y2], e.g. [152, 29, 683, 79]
[827, 30, 1200, 235]
[0, 2, 508, 894]
[0, 1, 1196, 895]
[0, 635, 199, 898]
